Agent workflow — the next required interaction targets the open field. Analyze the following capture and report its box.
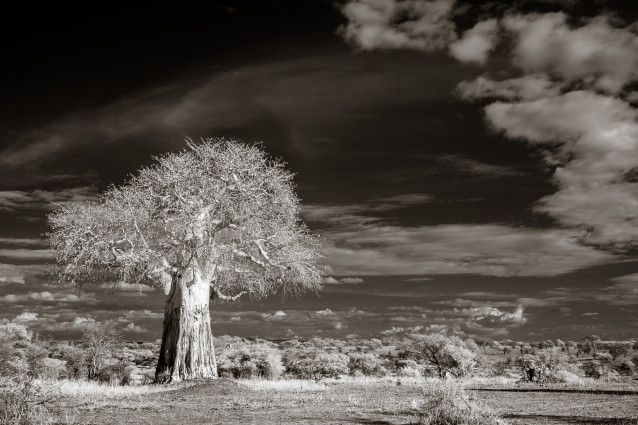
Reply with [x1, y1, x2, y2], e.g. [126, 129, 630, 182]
[49, 377, 638, 425]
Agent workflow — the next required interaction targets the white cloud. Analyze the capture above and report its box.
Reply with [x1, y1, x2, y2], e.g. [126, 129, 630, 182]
[123, 309, 163, 319]
[123, 322, 148, 333]
[14, 312, 40, 322]
[449, 19, 498, 64]
[0, 291, 81, 303]
[486, 91, 638, 248]
[503, 13, 638, 93]
[463, 305, 526, 324]
[322, 277, 341, 284]
[40, 316, 96, 331]
[340, 277, 364, 284]
[339, 0, 457, 52]
[0, 263, 27, 285]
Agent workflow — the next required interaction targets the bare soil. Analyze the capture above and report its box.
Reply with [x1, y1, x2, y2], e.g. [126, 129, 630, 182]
[52, 379, 638, 425]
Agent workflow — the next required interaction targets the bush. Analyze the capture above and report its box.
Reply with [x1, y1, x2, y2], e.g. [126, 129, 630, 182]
[553, 370, 584, 385]
[58, 343, 87, 380]
[396, 359, 423, 378]
[516, 348, 577, 383]
[615, 361, 634, 376]
[287, 352, 349, 379]
[411, 384, 508, 425]
[216, 338, 284, 379]
[96, 360, 131, 385]
[83, 321, 121, 380]
[39, 358, 66, 381]
[397, 365, 422, 378]
[347, 352, 383, 376]
[0, 374, 55, 425]
[582, 359, 614, 379]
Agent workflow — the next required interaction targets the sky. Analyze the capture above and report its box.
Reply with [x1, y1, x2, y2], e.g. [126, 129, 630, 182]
[1, 0, 637, 342]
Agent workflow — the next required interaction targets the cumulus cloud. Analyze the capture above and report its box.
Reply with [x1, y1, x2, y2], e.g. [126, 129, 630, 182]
[0, 291, 80, 303]
[486, 91, 638, 248]
[14, 312, 40, 322]
[339, 0, 458, 52]
[503, 13, 638, 93]
[322, 277, 341, 284]
[40, 316, 96, 331]
[463, 305, 526, 324]
[123, 322, 148, 333]
[449, 19, 498, 64]
[122, 309, 163, 319]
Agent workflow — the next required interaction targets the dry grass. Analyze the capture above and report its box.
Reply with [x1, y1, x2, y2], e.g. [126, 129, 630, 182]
[42, 379, 174, 400]
[236, 378, 329, 391]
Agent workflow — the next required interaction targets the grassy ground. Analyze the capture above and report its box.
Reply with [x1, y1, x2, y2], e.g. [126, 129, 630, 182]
[45, 377, 638, 425]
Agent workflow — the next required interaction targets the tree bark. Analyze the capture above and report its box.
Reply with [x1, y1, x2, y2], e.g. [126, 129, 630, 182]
[155, 270, 218, 382]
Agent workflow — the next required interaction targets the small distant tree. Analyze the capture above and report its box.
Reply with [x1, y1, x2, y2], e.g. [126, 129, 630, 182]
[607, 342, 631, 360]
[402, 333, 477, 378]
[581, 335, 601, 356]
[474, 338, 493, 355]
[83, 321, 120, 380]
[48, 139, 323, 382]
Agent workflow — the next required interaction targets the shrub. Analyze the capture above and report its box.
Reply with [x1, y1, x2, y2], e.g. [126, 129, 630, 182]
[0, 374, 55, 425]
[216, 338, 284, 379]
[287, 352, 349, 379]
[397, 365, 422, 378]
[83, 321, 121, 380]
[347, 352, 383, 376]
[0, 321, 32, 377]
[553, 370, 584, 385]
[39, 358, 66, 381]
[582, 359, 614, 379]
[58, 343, 87, 380]
[96, 360, 131, 385]
[24, 339, 50, 379]
[615, 361, 634, 376]
[515, 348, 577, 383]
[411, 384, 508, 425]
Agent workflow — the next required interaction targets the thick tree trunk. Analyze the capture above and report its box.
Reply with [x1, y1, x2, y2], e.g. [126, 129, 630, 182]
[155, 270, 218, 382]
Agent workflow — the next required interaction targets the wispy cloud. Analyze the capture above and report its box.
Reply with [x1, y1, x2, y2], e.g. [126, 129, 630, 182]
[308, 195, 614, 276]
[0, 186, 98, 212]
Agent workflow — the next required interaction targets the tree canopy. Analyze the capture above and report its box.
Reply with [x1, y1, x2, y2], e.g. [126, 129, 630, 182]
[48, 139, 323, 300]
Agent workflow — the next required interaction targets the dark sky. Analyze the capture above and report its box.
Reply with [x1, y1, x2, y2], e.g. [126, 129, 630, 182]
[1, 0, 637, 342]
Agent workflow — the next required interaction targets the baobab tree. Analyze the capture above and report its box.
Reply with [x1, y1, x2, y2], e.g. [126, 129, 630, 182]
[48, 139, 323, 382]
